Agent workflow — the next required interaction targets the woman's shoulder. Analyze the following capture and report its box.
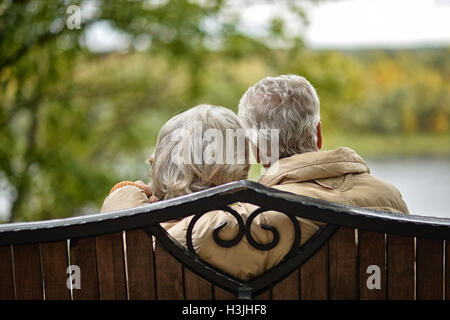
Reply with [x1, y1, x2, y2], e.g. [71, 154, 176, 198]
[100, 184, 151, 213]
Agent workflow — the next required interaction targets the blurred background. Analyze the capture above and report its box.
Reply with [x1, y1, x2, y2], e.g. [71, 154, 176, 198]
[0, 0, 449, 222]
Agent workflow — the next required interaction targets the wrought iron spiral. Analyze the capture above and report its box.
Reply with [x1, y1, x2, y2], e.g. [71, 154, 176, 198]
[186, 205, 301, 260]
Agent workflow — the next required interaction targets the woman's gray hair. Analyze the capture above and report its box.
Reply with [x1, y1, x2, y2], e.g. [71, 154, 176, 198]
[238, 74, 320, 159]
[149, 104, 250, 201]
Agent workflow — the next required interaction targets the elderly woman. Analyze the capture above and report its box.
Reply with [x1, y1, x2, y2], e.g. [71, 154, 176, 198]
[101, 104, 249, 212]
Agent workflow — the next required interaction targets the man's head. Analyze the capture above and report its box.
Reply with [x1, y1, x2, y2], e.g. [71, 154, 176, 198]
[238, 74, 322, 164]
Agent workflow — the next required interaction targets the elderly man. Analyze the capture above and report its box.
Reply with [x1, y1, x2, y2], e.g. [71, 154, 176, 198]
[238, 74, 409, 217]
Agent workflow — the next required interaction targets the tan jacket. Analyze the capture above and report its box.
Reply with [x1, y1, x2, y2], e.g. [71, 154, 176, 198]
[100, 147, 408, 280]
[260, 147, 409, 215]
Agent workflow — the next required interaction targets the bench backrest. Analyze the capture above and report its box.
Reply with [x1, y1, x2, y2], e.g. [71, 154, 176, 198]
[0, 180, 449, 300]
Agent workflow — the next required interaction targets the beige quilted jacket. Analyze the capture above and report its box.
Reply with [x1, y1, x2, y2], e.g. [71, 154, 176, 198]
[101, 147, 408, 280]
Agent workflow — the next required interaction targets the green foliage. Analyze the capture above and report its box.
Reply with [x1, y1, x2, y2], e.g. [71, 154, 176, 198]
[0, 0, 306, 222]
[280, 48, 450, 135]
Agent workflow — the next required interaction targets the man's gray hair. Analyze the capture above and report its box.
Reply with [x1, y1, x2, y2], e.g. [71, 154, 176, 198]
[238, 74, 320, 159]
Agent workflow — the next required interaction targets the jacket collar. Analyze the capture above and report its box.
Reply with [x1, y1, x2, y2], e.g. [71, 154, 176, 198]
[259, 147, 370, 187]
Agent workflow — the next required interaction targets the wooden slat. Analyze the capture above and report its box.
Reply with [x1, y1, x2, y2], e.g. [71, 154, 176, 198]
[40, 241, 70, 300]
[13, 244, 42, 299]
[358, 230, 386, 300]
[254, 288, 272, 300]
[183, 267, 212, 300]
[125, 229, 155, 300]
[95, 232, 127, 300]
[0, 245, 15, 299]
[446, 240, 450, 300]
[154, 244, 184, 300]
[214, 286, 236, 300]
[300, 243, 329, 299]
[70, 237, 99, 299]
[416, 238, 444, 300]
[387, 234, 415, 300]
[328, 227, 358, 299]
[272, 270, 299, 300]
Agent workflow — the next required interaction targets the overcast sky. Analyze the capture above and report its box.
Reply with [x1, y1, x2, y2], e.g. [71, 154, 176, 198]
[304, 0, 450, 48]
[84, 0, 450, 52]
[236, 0, 450, 48]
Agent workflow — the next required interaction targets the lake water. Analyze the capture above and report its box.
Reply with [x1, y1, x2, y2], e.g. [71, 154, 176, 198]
[367, 158, 450, 218]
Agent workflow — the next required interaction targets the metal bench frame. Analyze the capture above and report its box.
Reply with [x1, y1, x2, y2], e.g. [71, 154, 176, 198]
[1, 180, 449, 300]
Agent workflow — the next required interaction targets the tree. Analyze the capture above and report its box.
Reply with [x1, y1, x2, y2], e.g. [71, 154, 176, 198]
[0, 0, 308, 221]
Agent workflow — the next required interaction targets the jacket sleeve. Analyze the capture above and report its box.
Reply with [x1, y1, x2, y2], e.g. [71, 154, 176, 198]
[100, 185, 150, 213]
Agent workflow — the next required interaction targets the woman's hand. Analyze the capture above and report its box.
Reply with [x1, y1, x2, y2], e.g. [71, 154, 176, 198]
[134, 180, 152, 198]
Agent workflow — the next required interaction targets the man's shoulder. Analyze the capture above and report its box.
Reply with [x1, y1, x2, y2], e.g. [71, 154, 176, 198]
[355, 172, 410, 214]
[268, 173, 409, 214]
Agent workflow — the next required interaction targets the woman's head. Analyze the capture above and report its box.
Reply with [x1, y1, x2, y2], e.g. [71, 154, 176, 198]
[149, 104, 250, 200]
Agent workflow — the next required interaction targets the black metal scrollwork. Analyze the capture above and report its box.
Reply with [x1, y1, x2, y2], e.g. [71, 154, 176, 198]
[186, 205, 302, 260]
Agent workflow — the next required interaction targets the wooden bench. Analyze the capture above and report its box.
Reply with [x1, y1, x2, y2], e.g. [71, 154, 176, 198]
[0, 180, 449, 300]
